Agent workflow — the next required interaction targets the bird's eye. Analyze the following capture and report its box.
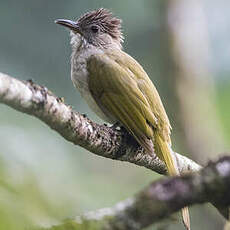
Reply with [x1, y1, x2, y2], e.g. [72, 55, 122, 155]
[91, 25, 99, 33]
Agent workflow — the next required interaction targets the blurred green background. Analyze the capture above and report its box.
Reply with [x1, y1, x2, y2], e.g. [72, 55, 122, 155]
[0, 0, 229, 229]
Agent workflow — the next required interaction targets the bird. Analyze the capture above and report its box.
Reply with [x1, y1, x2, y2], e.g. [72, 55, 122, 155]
[55, 8, 190, 230]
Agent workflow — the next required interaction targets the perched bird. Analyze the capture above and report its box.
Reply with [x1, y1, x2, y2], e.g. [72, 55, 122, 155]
[55, 8, 190, 229]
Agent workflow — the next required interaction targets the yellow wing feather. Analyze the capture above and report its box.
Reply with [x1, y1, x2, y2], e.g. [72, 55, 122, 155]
[87, 52, 157, 153]
[87, 50, 171, 152]
[87, 50, 190, 229]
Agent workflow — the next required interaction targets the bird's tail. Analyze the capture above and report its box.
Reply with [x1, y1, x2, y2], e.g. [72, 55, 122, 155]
[155, 134, 191, 230]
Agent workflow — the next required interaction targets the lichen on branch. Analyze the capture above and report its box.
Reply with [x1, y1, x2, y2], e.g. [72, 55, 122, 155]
[0, 72, 201, 175]
[45, 157, 230, 230]
[1, 72, 229, 230]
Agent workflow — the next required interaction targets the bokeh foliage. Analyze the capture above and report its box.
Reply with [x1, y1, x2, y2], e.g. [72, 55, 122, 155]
[0, 0, 229, 229]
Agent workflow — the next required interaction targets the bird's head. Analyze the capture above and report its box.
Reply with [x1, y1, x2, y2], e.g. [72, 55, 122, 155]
[55, 8, 123, 49]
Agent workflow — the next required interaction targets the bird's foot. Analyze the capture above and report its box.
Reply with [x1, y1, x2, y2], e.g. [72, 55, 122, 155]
[106, 122, 121, 131]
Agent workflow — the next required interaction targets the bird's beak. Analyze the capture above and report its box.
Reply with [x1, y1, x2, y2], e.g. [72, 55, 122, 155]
[55, 19, 82, 35]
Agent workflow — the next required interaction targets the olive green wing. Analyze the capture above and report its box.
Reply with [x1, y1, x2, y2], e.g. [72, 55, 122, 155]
[106, 50, 172, 145]
[87, 53, 158, 154]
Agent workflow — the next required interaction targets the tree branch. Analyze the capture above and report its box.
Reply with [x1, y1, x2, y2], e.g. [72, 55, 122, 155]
[1, 73, 229, 229]
[0, 72, 201, 175]
[43, 156, 230, 230]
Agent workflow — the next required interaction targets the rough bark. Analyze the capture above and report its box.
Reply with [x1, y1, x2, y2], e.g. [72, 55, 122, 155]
[1, 73, 229, 230]
[0, 72, 201, 175]
[44, 156, 230, 230]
